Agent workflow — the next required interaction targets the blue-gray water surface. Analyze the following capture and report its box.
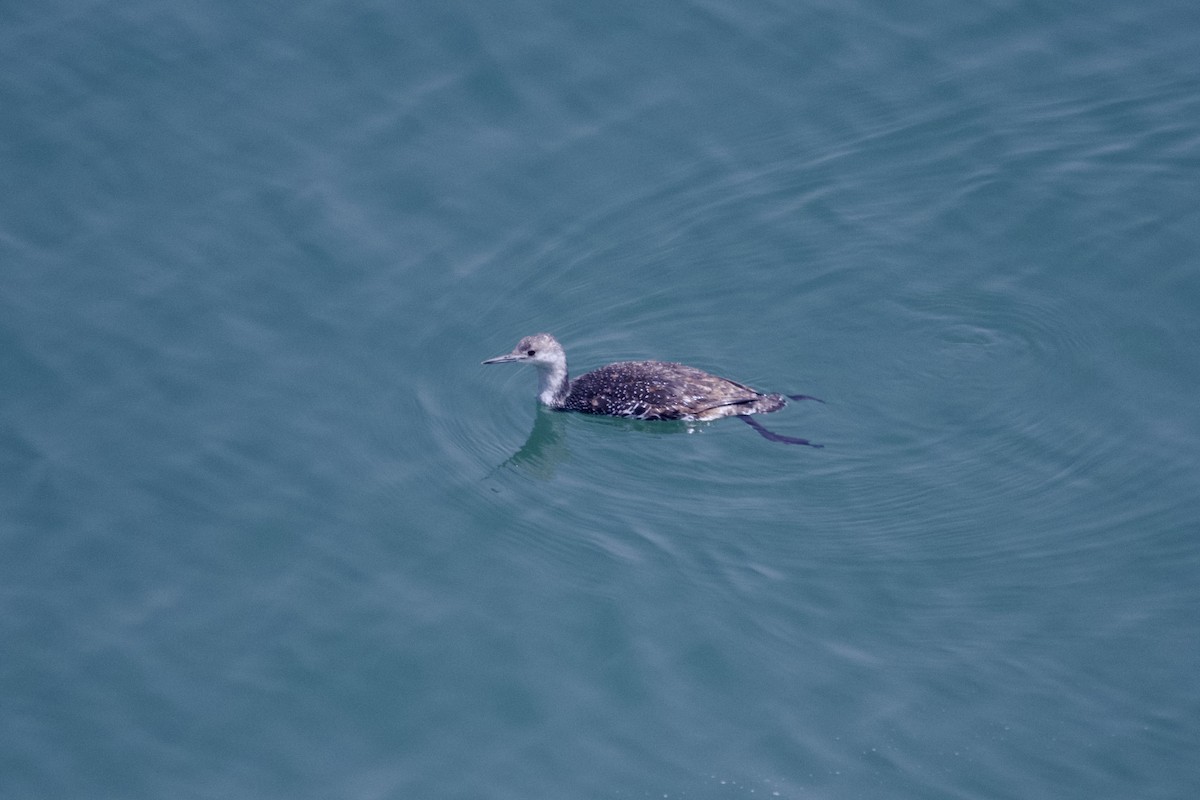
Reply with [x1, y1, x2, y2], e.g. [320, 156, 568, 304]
[3, 1, 1199, 798]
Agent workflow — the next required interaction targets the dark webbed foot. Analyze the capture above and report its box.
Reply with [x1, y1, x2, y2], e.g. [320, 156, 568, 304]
[740, 415, 823, 447]
[787, 394, 824, 403]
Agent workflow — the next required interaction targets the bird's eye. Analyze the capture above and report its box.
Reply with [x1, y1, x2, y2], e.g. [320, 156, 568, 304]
[527, 349, 536, 356]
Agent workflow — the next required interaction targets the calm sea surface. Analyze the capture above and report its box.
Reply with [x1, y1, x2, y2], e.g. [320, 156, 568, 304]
[3, 1, 1199, 798]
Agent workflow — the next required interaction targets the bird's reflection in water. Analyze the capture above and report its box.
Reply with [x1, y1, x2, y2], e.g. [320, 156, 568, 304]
[493, 405, 571, 479]
[492, 405, 701, 479]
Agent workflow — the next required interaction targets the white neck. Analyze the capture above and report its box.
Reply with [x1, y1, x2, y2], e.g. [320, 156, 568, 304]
[536, 360, 569, 407]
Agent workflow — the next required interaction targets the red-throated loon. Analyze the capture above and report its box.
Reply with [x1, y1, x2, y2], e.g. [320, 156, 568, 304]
[482, 333, 821, 446]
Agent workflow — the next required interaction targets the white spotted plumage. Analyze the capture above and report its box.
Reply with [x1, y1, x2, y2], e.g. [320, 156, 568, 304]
[482, 333, 789, 421]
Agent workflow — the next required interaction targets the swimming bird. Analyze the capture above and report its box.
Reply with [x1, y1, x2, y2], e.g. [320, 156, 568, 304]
[482, 333, 821, 446]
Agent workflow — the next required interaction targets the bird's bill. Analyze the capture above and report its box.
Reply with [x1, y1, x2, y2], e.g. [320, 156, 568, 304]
[482, 352, 524, 365]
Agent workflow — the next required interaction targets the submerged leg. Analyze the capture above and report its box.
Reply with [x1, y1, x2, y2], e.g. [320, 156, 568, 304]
[787, 394, 825, 403]
[740, 415, 823, 447]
